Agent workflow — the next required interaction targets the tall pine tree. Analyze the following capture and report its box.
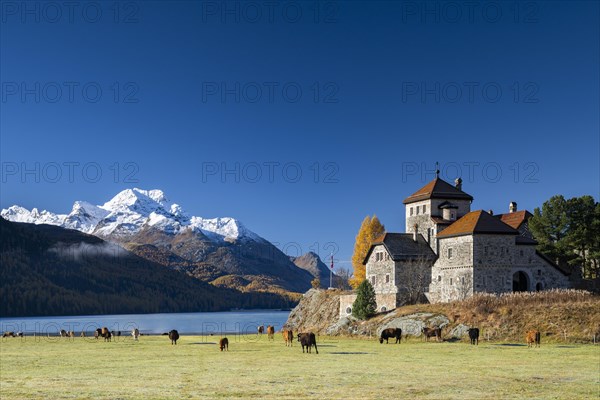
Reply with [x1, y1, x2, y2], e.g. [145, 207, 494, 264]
[349, 215, 385, 289]
[352, 279, 377, 320]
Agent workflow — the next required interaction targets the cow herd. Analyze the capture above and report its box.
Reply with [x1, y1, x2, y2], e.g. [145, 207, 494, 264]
[2, 326, 544, 350]
[376, 326, 541, 348]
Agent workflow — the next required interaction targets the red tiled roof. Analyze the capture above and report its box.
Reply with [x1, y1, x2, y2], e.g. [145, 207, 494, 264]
[437, 210, 517, 238]
[495, 210, 533, 229]
[403, 177, 473, 204]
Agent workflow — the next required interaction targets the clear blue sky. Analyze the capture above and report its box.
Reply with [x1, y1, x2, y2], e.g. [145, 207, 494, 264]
[1, 1, 599, 270]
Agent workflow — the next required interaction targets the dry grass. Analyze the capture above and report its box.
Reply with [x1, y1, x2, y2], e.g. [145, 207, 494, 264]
[1, 334, 598, 399]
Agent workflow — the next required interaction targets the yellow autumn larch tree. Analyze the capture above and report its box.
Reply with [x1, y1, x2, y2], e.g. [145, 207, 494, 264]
[349, 215, 385, 289]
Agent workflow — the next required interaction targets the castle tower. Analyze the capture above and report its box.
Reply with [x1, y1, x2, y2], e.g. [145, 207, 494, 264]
[403, 175, 473, 253]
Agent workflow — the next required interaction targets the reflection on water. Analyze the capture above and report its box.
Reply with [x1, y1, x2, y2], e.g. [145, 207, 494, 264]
[0, 310, 290, 335]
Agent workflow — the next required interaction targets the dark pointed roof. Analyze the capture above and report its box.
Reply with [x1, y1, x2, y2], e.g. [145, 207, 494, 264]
[403, 178, 473, 204]
[363, 233, 436, 264]
[437, 210, 518, 238]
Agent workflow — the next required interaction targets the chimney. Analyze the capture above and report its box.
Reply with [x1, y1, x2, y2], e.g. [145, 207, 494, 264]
[509, 202, 517, 213]
[413, 223, 418, 242]
[488, 209, 494, 216]
[455, 177, 463, 191]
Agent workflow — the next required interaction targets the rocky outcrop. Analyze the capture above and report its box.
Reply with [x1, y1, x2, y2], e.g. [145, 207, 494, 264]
[285, 289, 348, 332]
[285, 288, 600, 343]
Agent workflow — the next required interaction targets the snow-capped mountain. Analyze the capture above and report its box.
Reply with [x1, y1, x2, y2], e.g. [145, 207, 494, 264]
[2, 188, 315, 294]
[1, 188, 262, 242]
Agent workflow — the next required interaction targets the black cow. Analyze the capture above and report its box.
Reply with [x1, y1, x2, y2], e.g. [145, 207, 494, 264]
[467, 328, 479, 345]
[297, 332, 318, 354]
[379, 328, 402, 344]
[422, 327, 442, 342]
[169, 330, 180, 345]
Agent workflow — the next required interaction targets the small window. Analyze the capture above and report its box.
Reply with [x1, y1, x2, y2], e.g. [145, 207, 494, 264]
[371, 276, 376, 285]
[410, 207, 413, 216]
[461, 277, 465, 284]
[450, 278, 453, 285]
[416, 206, 420, 215]
[438, 275, 441, 282]
[451, 212, 455, 219]
[381, 306, 387, 312]
[423, 205, 427, 213]
[520, 250, 524, 257]
[448, 248, 453, 259]
[536, 283, 543, 291]
[385, 274, 390, 284]
[537, 269, 542, 276]
[346, 307, 352, 314]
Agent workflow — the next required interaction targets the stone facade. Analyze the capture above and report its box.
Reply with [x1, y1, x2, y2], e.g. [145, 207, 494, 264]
[341, 176, 571, 316]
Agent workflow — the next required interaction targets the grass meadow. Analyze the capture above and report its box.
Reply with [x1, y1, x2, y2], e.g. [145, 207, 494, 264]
[0, 334, 598, 399]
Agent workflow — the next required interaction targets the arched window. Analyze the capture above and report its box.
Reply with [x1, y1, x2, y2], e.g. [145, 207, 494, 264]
[536, 282, 543, 291]
[381, 306, 387, 312]
[346, 307, 352, 314]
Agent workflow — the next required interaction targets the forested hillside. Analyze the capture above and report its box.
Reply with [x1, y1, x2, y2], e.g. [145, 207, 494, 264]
[0, 218, 295, 317]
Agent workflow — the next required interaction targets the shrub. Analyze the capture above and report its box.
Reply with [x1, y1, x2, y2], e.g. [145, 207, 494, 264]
[352, 280, 377, 320]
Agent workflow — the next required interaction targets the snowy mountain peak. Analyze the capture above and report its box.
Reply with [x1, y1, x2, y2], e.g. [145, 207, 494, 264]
[1, 189, 261, 242]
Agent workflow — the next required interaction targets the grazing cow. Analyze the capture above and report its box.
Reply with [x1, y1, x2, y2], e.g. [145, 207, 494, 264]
[80, 331, 86, 338]
[16, 332, 23, 337]
[267, 325, 275, 341]
[422, 327, 442, 342]
[258, 325, 264, 335]
[282, 329, 294, 347]
[68, 331, 75, 339]
[168, 330, 180, 345]
[132, 328, 140, 341]
[60, 329, 68, 337]
[467, 328, 480, 345]
[101, 327, 112, 342]
[526, 330, 540, 348]
[94, 328, 102, 340]
[297, 332, 318, 354]
[379, 328, 402, 344]
[2, 332, 15, 338]
[219, 337, 229, 351]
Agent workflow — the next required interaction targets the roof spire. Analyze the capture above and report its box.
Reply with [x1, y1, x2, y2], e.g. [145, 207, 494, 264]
[435, 161, 440, 178]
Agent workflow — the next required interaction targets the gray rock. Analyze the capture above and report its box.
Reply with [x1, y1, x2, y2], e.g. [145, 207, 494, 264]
[449, 323, 470, 338]
[379, 313, 450, 337]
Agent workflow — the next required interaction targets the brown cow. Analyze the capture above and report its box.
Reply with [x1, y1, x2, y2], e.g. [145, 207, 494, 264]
[526, 330, 540, 348]
[282, 329, 293, 347]
[267, 325, 275, 341]
[2, 332, 15, 338]
[422, 327, 442, 342]
[219, 337, 229, 351]
[101, 327, 112, 342]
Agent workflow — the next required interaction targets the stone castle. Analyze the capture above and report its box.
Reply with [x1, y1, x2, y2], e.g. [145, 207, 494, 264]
[339, 175, 570, 317]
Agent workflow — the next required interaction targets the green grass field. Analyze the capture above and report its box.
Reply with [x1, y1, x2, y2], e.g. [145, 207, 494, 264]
[1, 334, 598, 399]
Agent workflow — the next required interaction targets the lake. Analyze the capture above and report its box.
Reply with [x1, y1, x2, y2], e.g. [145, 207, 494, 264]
[0, 310, 290, 336]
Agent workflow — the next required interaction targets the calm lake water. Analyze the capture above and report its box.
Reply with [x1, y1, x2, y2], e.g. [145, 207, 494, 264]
[0, 310, 290, 335]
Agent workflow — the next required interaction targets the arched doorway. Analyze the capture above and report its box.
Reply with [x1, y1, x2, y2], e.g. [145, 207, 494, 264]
[512, 271, 529, 292]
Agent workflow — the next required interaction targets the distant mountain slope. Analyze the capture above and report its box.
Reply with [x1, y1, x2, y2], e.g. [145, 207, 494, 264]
[0, 218, 295, 317]
[291, 252, 335, 288]
[1, 188, 313, 294]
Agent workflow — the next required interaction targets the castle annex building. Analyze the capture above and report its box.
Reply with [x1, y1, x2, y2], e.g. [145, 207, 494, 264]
[339, 176, 570, 317]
